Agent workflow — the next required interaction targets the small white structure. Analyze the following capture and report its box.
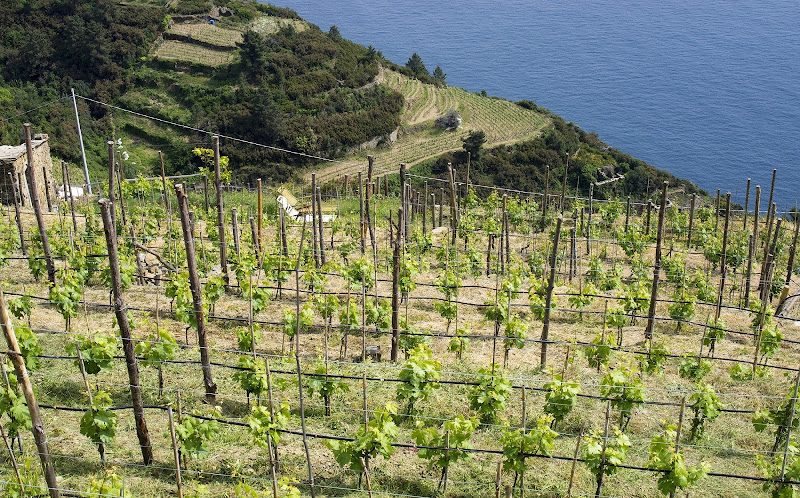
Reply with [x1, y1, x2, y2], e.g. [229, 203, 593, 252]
[277, 194, 336, 223]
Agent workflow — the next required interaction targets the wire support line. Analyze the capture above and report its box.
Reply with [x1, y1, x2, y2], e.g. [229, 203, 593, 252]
[0, 95, 72, 123]
[74, 94, 367, 168]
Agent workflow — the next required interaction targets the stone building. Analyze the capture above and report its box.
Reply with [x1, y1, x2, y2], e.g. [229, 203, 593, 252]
[0, 134, 56, 209]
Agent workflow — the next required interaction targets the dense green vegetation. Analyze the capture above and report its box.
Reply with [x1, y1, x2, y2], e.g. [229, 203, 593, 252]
[418, 115, 705, 200]
[0, 0, 699, 200]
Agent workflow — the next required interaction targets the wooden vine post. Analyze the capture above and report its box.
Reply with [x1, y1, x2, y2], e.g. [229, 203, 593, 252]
[167, 406, 183, 498]
[317, 186, 326, 264]
[24, 124, 56, 286]
[62, 161, 78, 235]
[175, 184, 217, 402]
[743, 178, 751, 230]
[594, 401, 612, 498]
[715, 193, 731, 321]
[293, 220, 316, 497]
[541, 215, 563, 368]
[785, 210, 800, 285]
[213, 136, 230, 286]
[257, 178, 263, 249]
[99, 199, 154, 465]
[366, 155, 376, 250]
[644, 182, 668, 339]
[391, 207, 403, 362]
[8, 172, 26, 256]
[586, 184, 593, 254]
[107, 140, 117, 228]
[0, 288, 60, 497]
[686, 193, 696, 248]
[746, 186, 762, 306]
[448, 162, 459, 245]
[358, 170, 366, 255]
[668, 398, 687, 498]
[312, 172, 320, 265]
[231, 207, 241, 260]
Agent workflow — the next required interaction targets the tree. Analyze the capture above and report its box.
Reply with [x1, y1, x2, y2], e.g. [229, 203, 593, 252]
[238, 30, 267, 77]
[433, 65, 446, 86]
[462, 130, 486, 158]
[328, 25, 342, 41]
[406, 53, 429, 78]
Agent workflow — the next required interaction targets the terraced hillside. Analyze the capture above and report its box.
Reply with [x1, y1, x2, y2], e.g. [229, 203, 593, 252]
[312, 70, 550, 183]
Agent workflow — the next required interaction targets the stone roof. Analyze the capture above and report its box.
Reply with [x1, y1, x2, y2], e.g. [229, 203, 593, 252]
[0, 140, 47, 165]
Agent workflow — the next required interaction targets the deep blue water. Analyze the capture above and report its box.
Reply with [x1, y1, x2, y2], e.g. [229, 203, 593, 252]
[273, 0, 800, 208]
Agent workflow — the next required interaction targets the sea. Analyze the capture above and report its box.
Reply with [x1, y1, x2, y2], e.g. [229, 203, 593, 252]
[271, 0, 800, 208]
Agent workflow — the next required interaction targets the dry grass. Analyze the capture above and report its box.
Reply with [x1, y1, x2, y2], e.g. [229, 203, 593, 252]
[1, 193, 798, 497]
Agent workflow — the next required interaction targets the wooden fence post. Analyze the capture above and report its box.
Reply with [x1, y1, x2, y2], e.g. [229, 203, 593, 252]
[367, 156, 376, 250]
[24, 124, 55, 286]
[231, 207, 241, 260]
[212, 136, 230, 286]
[644, 182, 668, 339]
[743, 178, 751, 231]
[317, 186, 326, 265]
[99, 199, 153, 465]
[715, 193, 731, 321]
[391, 207, 403, 362]
[62, 161, 79, 235]
[687, 193, 696, 248]
[0, 289, 60, 497]
[257, 178, 263, 250]
[541, 215, 563, 368]
[448, 163, 459, 245]
[786, 211, 800, 285]
[167, 406, 183, 498]
[175, 184, 217, 403]
[358, 170, 365, 255]
[107, 140, 117, 228]
[8, 172, 26, 256]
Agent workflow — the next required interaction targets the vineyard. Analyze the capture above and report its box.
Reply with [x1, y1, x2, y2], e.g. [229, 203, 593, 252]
[153, 40, 237, 67]
[2, 132, 800, 498]
[313, 71, 548, 184]
[167, 23, 244, 48]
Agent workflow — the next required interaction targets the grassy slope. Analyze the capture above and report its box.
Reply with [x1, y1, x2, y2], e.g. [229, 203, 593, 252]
[2, 192, 796, 497]
[310, 70, 551, 183]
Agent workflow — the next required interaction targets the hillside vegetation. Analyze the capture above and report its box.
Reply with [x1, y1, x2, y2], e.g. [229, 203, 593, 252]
[0, 0, 700, 202]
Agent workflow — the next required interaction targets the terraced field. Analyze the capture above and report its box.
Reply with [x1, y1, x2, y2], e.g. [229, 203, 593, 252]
[167, 22, 243, 47]
[312, 70, 550, 183]
[153, 40, 237, 66]
[249, 15, 308, 35]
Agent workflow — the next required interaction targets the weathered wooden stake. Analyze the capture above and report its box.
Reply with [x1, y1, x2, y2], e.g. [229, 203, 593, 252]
[390, 207, 403, 362]
[0, 289, 59, 497]
[292, 221, 316, 497]
[541, 215, 563, 368]
[624, 195, 631, 233]
[9, 172, 26, 256]
[100, 199, 153, 464]
[25, 124, 55, 286]
[257, 178, 263, 249]
[715, 193, 732, 321]
[212, 136, 230, 286]
[594, 401, 611, 498]
[358, 170, 366, 255]
[175, 184, 217, 402]
[62, 161, 79, 235]
[367, 156, 376, 250]
[167, 406, 184, 498]
[645, 182, 668, 339]
[566, 430, 583, 497]
[586, 184, 593, 254]
[687, 193, 696, 248]
[744, 178, 751, 230]
[786, 209, 800, 285]
[317, 187, 326, 265]
[231, 208, 241, 260]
